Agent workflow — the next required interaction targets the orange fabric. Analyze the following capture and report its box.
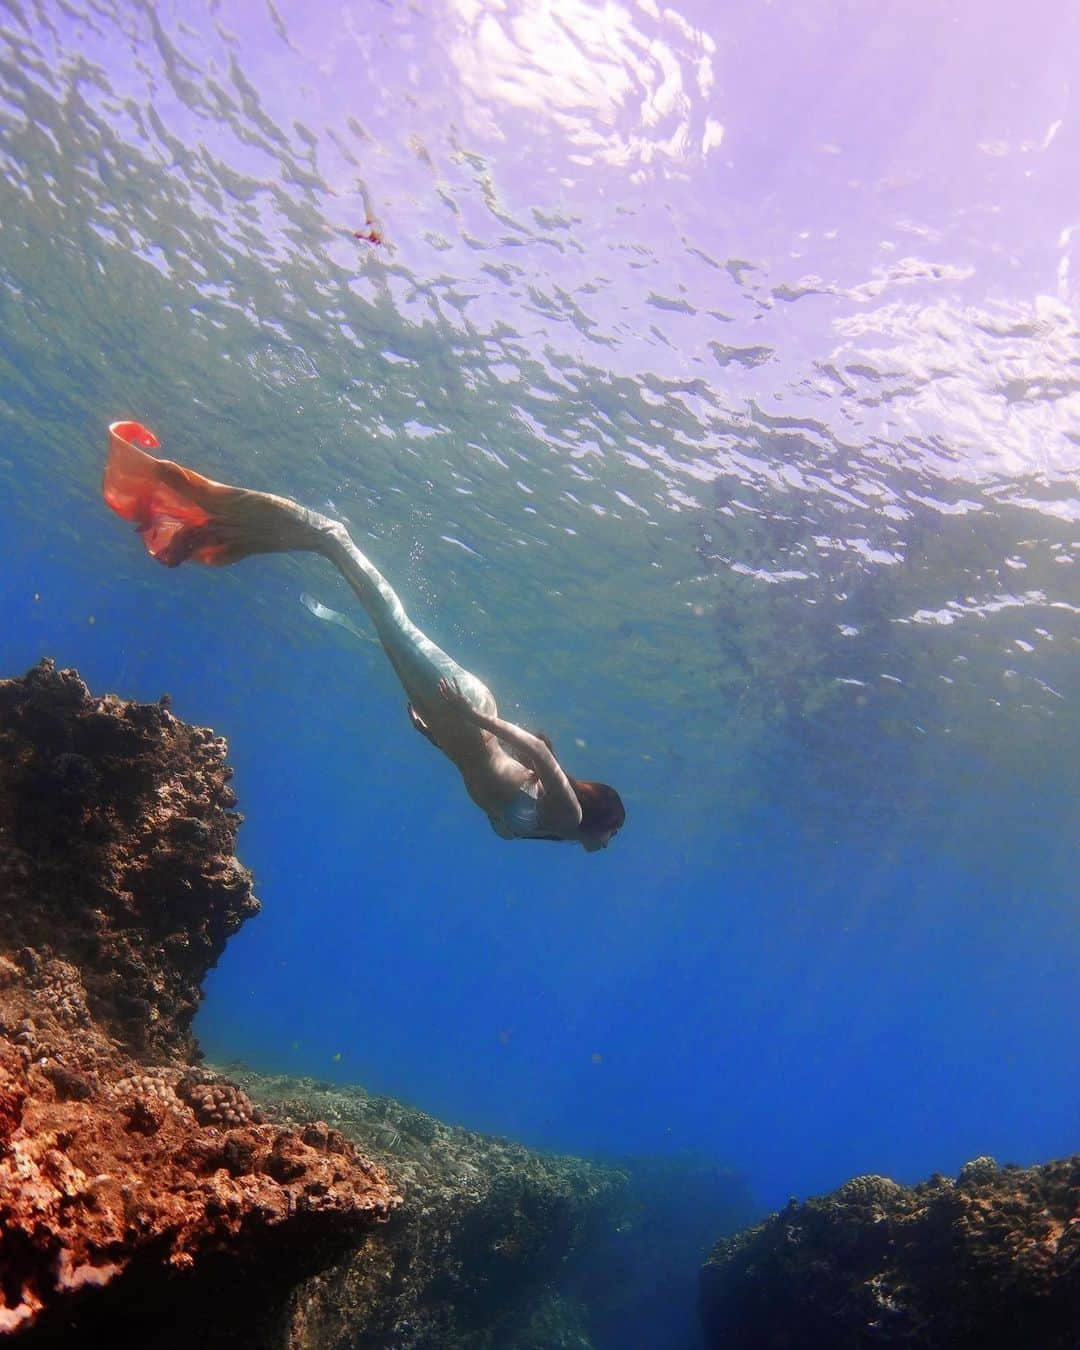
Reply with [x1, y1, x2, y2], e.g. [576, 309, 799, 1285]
[104, 421, 246, 567]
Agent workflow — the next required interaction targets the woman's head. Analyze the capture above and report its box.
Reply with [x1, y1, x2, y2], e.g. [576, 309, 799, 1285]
[523, 730, 625, 849]
[569, 778, 626, 850]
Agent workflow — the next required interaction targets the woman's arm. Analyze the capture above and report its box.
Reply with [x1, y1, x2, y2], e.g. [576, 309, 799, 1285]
[437, 680, 582, 831]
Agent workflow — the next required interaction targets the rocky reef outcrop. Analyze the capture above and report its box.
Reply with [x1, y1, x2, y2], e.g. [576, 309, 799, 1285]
[0, 657, 255, 1059]
[0, 660, 621, 1348]
[0, 660, 399, 1343]
[700, 1156, 1080, 1349]
[230, 1069, 626, 1348]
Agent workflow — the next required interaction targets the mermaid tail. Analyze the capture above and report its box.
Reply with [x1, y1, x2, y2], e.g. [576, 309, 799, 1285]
[300, 592, 377, 645]
[103, 420, 323, 567]
[105, 421, 500, 737]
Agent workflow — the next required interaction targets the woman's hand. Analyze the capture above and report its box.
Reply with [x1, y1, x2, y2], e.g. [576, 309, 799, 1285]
[437, 677, 482, 723]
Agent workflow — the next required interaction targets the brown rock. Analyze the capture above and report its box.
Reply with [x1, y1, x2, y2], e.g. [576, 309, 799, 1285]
[0, 662, 619, 1348]
[0, 658, 259, 1059]
[701, 1157, 1080, 1349]
[41, 1064, 93, 1102]
[0, 662, 401, 1343]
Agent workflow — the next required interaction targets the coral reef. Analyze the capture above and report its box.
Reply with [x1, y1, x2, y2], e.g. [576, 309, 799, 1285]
[226, 1068, 626, 1348]
[0, 660, 622, 1348]
[700, 1154, 1080, 1349]
[0, 662, 398, 1343]
[0, 658, 256, 1058]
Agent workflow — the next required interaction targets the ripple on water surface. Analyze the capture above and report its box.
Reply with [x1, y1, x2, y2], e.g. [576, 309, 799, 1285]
[0, 0, 1077, 829]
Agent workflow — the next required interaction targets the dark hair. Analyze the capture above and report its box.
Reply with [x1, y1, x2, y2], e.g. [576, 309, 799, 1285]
[568, 778, 626, 835]
[523, 730, 625, 838]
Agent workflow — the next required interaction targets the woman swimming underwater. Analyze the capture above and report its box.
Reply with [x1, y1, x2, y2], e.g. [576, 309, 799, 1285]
[103, 421, 625, 852]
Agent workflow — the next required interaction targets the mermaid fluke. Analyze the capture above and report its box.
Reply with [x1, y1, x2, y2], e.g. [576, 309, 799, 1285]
[104, 420, 323, 566]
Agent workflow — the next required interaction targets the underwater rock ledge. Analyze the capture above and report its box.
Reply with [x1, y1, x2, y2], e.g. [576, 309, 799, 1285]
[0, 659, 400, 1343]
[227, 1067, 627, 1348]
[0, 660, 620, 1348]
[700, 1156, 1080, 1349]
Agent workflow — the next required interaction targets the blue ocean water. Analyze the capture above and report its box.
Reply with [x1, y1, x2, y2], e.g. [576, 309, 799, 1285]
[2, 0, 1078, 1279]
